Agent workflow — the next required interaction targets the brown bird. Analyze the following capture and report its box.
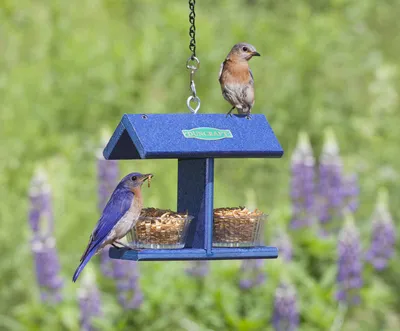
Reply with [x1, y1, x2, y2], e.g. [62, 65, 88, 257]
[218, 42, 260, 118]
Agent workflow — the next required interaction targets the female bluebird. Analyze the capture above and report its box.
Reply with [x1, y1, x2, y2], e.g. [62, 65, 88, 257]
[73, 172, 153, 282]
[218, 43, 261, 117]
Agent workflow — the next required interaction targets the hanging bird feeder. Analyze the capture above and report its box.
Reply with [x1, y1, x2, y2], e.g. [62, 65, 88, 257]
[104, 0, 283, 262]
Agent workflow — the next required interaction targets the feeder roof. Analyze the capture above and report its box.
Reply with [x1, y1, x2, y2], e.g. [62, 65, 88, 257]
[104, 114, 283, 160]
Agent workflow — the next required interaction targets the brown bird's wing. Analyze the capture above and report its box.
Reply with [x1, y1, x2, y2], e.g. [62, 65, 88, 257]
[249, 68, 254, 85]
[218, 61, 225, 82]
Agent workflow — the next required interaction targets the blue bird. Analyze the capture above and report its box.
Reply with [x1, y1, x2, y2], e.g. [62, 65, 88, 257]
[73, 172, 153, 282]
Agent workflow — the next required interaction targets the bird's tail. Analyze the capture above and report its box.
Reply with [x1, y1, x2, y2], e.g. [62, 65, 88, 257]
[72, 247, 97, 282]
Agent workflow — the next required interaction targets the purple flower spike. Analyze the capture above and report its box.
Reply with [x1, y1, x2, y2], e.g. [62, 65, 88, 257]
[29, 169, 63, 303]
[185, 261, 209, 278]
[31, 237, 64, 303]
[96, 133, 120, 278]
[365, 189, 395, 271]
[336, 212, 363, 305]
[113, 260, 143, 310]
[272, 283, 299, 331]
[317, 129, 344, 233]
[95, 133, 144, 309]
[100, 245, 114, 278]
[273, 230, 293, 262]
[239, 259, 266, 290]
[78, 269, 103, 331]
[96, 151, 120, 213]
[290, 132, 315, 229]
[342, 173, 359, 213]
[28, 169, 54, 239]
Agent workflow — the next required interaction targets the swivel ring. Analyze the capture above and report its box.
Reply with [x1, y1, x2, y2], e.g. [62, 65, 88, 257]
[186, 56, 200, 71]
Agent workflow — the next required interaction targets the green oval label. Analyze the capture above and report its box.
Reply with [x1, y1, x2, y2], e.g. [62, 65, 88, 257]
[182, 127, 233, 140]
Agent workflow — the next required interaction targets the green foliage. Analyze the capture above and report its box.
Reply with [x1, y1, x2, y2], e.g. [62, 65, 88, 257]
[0, 0, 399, 330]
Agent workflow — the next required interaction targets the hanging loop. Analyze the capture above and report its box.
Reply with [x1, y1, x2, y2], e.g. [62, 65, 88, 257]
[187, 96, 201, 114]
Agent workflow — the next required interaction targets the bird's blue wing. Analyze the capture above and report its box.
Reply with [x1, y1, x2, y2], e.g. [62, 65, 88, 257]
[93, 190, 133, 239]
[73, 189, 133, 282]
[80, 189, 133, 261]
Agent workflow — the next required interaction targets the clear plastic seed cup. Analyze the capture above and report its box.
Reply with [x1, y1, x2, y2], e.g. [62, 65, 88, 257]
[212, 207, 267, 247]
[127, 208, 193, 249]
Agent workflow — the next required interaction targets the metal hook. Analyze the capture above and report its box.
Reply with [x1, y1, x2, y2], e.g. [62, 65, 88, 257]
[186, 56, 200, 114]
[187, 96, 200, 114]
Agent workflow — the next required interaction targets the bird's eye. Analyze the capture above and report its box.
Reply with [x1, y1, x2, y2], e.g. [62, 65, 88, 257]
[242, 46, 248, 52]
[131, 176, 137, 181]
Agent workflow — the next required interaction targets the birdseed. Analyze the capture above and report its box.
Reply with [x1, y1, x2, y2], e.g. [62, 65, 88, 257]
[213, 207, 266, 245]
[134, 208, 190, 245]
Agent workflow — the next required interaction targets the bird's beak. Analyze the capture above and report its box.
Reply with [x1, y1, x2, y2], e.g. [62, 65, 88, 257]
[251, 51, 261, 57]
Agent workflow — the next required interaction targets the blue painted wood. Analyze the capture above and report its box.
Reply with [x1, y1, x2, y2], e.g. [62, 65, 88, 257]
[104, 113, 281, 262]
[103, 114, 283, 160]
[109, 246, 278, 261]
[178, 158, 214, 254]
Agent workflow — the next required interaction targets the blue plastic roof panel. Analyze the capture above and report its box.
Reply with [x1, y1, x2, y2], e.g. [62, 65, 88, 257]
[103, 114, 283, 160]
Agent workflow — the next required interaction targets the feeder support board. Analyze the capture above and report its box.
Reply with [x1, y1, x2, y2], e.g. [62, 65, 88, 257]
[104, 114, 283, 261]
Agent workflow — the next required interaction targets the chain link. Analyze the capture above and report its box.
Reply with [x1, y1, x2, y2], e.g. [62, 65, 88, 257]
[186, 0, 200, 114]
[188, 0, 196, 58]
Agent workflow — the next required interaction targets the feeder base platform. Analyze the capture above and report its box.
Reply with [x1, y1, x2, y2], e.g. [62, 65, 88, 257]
[109, 246, 278, 261]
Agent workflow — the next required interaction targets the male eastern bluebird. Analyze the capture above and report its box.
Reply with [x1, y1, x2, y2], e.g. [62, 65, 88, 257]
[72, 172, 153, 282]
[218, 42, 261, 117]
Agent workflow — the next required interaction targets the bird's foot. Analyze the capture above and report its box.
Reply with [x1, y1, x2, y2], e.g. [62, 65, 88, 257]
[226, 106, 235, 118]
[112, 243, 121, 249]
[115, 240, 132, 249]
[245, 113, 252, 120]
[113, 241, 132, 249]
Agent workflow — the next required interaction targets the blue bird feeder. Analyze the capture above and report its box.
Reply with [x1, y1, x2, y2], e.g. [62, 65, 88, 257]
[103, 113, 283, 261]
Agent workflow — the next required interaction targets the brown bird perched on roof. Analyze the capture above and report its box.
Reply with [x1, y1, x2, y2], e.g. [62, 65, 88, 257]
[218, 42, 261, 118]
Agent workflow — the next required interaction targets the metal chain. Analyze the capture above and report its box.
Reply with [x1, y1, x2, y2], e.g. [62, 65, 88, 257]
[188, 0, 196, 58]
[186, 0, 200, 114]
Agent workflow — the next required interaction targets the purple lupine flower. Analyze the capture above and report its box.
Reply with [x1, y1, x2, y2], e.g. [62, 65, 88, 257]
[290, 132, 315, 228]
[273, 230, 293, 262]
[336, 212, 363, 305]
[96, 148, 120, 212]
[96, 138, 120, 278]
[95, 134, 144, 309]
[31, 237, 63, 303]
[365, 190, 395, 271]
[341, 173, 359, 213]
[100, 245, 114, 278]
[272, 283, 299, 331]
[78, 269, 103, 331]
[113, 260, 143, 310]
[239, 259, 266, 290]
[29, 169, 63, 303]
[185, 261, 209, 278]
[28, 169, 54, 239]
[317, 129, 343, 233]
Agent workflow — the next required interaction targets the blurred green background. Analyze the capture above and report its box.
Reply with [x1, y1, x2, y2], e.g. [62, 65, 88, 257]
[1, 0, 399, 330]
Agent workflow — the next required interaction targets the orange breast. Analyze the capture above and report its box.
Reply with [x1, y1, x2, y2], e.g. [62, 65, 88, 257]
[221, 60, 251, 85]
[131, 187, 143, 204]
